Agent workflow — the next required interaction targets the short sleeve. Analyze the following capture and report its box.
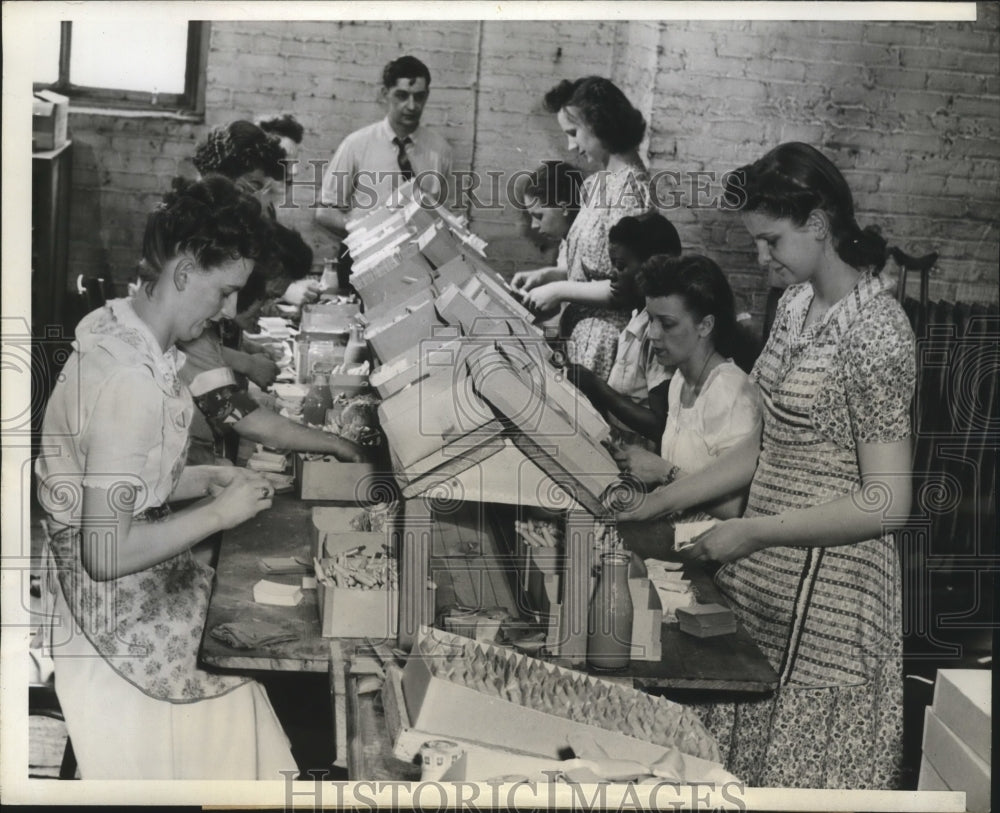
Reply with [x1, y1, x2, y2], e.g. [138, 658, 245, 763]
[842, 304, 915, 444]
[702, 369, 763, 457]
[83, 368, 163, 483]
[186, 367, 260, 432]
[321, 137, 357, 209]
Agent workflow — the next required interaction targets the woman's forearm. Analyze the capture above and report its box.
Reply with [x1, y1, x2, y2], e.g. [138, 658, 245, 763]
[747, 444, 913, 550]
[81, 492, 224, 581]
[555, 279, 615, 306]
[745, 491, 905, 553]
[620, 431, 761, 519]
[220, 346, 256, 377]
[594, 379, 666, 441]
[235, 408, 365, 460]
[169, 466, 216, 501]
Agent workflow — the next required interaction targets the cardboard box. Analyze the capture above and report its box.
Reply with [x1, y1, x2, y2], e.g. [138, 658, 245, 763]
[364, 299, 443, 365]
[312, 505, 398, 638]
[310, 506, 374, 558]
[294, 455, 389, 501]
[933, 670, 991, 764]
[33, 90, 69, 151]
[402, 627, 721, 766]
[628, 557, 662, 662]
[329, 374, 371, 398]
[917, 754, 951, 791]
[922, 706, 990, 813]
[317, 572, 398, 638]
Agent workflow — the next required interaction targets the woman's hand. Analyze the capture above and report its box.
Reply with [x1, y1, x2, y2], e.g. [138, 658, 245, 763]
[244, 354, 280, 389]
[522, 282, 566, 313]
[210, 473, 274, 529]
[614, 485, 671, 523]
[612, 445, 672, 486]
[511, 267, 563, 292]
[682, 518, 764, 564]
[282, 278, 323, 307]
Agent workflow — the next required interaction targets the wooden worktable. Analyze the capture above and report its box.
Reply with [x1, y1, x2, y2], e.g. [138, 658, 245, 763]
[611, 518, 779, 693]
[200, 494, 335, 673]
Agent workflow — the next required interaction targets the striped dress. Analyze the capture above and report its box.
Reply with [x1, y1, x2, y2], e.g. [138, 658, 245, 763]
[693, 270, 916, 789]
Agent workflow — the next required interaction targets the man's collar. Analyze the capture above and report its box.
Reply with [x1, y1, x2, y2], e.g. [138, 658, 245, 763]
[380, 116, 420, 143]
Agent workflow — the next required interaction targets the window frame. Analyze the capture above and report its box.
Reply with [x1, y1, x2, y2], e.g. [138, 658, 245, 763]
[33, 20, 210, 115]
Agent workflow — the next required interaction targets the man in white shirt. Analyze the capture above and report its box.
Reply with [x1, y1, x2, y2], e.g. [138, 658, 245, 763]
[316, 55, 453, 287]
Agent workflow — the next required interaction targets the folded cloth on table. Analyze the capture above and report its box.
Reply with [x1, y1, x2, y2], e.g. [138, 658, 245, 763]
[210, 621, 299, 650]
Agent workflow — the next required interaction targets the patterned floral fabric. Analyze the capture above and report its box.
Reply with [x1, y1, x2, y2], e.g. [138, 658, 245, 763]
[560, 164, 652, 380]
[36, 298, 250, 702]
[694, 270, 915, 788]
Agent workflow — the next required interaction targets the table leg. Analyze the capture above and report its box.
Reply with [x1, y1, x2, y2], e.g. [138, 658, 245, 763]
[328, 640, 351, 770]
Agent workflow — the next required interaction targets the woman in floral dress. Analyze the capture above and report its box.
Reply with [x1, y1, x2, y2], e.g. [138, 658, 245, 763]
[511, 77, 652, 381]
[619, 142, 915, 789]
[35, 176, 298, 779]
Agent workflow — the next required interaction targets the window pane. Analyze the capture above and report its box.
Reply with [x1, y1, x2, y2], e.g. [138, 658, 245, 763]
[69, 20, 188, 94]
[33, 21, 62, 84]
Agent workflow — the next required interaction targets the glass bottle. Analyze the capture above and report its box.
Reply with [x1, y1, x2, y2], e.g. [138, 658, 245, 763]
[587, 551, 633, 670]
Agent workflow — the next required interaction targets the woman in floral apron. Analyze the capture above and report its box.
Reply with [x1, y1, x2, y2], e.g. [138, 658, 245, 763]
[35, 176, 298, 779]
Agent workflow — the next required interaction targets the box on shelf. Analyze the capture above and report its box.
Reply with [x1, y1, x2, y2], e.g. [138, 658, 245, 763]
[933, 669, 991, 764]
[922, 706, 990, 813]
[365, 299, 443, 365]
[33, 90, 69, 151]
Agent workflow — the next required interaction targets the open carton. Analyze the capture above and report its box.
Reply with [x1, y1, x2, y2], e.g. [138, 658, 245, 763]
[293, 455, 385, 501]
[312, 507, 398, 639]
[402, 626, 723, 768]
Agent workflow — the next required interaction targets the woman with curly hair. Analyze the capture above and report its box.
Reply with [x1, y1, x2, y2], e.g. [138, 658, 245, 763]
[193, 119, 320, 308]
[35, 176, 298, 779]
[620, 143, 915, 789]
[511, 77, 653, 380]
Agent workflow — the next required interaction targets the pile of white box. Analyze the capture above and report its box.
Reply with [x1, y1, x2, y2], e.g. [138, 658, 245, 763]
[918, 669, 991, 812]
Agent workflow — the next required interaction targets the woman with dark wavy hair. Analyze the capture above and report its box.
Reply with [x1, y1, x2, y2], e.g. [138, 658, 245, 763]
[612, 254, 762, 519]
[35, 176, 297, 779]
[620, 143, 915, 789]
[511, 77, 652, 380]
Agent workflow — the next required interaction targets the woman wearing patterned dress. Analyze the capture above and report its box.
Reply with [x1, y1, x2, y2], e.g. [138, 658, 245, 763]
[619, 143, 915, 789]
[35, 176, 298, 779]
[511, 77, 652, 380]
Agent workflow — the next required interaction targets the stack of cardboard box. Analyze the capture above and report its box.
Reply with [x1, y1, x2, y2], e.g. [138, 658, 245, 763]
[918, 669, 991, 812]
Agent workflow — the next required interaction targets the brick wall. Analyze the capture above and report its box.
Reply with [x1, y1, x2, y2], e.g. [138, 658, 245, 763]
[62, 13, 999, 318]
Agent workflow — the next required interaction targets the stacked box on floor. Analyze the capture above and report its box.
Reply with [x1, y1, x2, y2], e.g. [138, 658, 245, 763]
[918, 669, 991, 812]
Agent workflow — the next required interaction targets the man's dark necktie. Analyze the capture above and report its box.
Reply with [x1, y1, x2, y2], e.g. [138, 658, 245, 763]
[393, 136, 415, 181]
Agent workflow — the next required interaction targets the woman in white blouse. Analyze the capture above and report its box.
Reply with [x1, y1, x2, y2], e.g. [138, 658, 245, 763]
[613, 254, 761, 519]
